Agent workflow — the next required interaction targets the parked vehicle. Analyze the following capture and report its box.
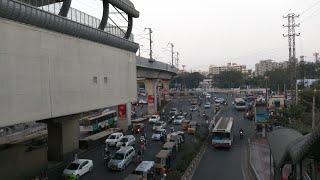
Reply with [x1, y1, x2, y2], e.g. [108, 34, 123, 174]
[173, 116, 185, 125]
[63, 159, 93, 179]
[105, 132, 124, 147]
[151, 129, 167, 141]
[116, 135, 136, 148]
[153, 121, 167, 131]
[149, 115, 160, 124]
[125, 161, 155, 180]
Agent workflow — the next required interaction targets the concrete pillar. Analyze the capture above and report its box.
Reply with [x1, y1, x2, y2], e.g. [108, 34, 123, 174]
[274, 166, 282, 180]
[46, 115, 80, 161]
[145, 79, 158, 114]
[126, 102, 132, 127]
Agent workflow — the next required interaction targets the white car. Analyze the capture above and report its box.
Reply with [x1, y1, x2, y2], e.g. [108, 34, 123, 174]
[116, 135, 136, 148]
[204, 102, 211, 108]
[149, 115, 160, 123]
[105, 132, 124, 146]
[173, 116, 185, 125]
[153, 121, 167, 131]
[63, 159, 93, 179]
[151, 129, 167, 140]
[138, 99, 147, 104]
[169, 108, 178, 115]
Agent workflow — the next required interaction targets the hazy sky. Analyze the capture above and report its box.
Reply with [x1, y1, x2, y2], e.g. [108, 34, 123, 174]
[72, 0, 320, 71]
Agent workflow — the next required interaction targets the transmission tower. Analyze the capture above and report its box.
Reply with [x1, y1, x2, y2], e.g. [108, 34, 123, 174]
[144, 28, 153, 62]
[176, 52, 179, 69]
[283, 13, 300, 105]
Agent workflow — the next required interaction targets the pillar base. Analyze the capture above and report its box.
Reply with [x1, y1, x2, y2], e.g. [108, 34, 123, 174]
[46, 115, 80, 162]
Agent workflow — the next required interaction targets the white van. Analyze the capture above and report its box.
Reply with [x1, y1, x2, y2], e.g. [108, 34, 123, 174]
[108, 146, 136, 171]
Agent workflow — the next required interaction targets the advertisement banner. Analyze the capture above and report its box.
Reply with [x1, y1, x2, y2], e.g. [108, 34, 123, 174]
[118, 104, 126, 120]
[147, 95, 154, 104]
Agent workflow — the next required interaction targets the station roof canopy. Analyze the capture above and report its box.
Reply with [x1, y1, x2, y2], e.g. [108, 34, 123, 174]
[268, 125, 320, 168]
[267, 128, 302, 168]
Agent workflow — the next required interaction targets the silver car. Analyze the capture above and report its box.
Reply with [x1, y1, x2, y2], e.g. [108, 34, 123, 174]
[108, 146, 136, 171]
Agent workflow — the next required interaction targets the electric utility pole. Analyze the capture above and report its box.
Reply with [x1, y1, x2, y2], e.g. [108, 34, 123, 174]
[176, 52, 179, 69]
[145, 28, 153, 62]
[314, 52, 319, 63]
[283, 13, 300, 105]
[168, 43, 174, 66]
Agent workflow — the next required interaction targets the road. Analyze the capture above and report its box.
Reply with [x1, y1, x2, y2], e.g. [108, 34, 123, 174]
[50, 96, 216, 179]
[192, 93, 255, 180]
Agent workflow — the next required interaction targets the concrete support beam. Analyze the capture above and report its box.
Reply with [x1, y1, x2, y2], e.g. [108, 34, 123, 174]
[46, 115, 80, 161]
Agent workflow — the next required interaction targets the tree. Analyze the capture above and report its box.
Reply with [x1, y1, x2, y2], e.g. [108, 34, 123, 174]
[170, 72, 205, 89]
[213, 70, 244, 88]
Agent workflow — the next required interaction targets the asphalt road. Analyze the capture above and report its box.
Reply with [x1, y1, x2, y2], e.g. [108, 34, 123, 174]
[51, 96, 215, 180]
[192, 93, 255, 180]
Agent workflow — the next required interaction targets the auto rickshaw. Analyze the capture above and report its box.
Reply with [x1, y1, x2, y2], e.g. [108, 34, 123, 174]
[187, 121, 197, 134]
[181, 120, 190, 131]
[162, 142, 177, 157]
[155, 150, 171, 173]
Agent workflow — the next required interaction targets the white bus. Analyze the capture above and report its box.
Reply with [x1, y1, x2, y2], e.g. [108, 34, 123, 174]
[212, 117, 234, 148]
[234, 98, 247, 111]
[80, 110, 117, 133]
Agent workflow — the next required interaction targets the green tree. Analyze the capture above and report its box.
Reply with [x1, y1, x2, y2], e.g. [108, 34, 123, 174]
[170, 72, 205, 89]
[213, 70, 244, 88]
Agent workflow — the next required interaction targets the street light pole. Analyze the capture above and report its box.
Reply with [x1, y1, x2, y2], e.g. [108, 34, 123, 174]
[312, 89, 316, 130]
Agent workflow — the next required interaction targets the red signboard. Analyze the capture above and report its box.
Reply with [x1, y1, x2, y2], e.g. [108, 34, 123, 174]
[148, 95, 154, 104]
[118, 104, 126, 120]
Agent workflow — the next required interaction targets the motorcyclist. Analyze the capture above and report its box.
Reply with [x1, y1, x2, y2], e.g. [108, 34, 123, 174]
[239, 128, 244, 139]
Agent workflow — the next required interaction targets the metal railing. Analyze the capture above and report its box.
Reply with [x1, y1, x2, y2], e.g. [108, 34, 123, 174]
[0, 0, 138, 52]
[16, 0, 133, 41]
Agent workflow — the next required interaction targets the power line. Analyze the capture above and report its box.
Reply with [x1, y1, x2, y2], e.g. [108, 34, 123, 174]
[301, 0, 320, 16]
[300, 5, 320, 24]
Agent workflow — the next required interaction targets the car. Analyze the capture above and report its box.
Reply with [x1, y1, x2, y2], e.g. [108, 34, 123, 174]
[149, 115, 160, 123]
[108, 146, 136, 171]
[152, 129, 167, 140]
[169, 108, 178, 115]
[153, 121, 167, 131]
[105, 132, 124, 147]
[173, 116, 185, 125]
[116, 135, 136, 148]
[138, 99, 147, 104]
[204, 102, 211, 109]
[63, 159, 93, 179]
[190, 105, 198, 111]
[126, 161, 155, 179]
[132, 123, 145, 134]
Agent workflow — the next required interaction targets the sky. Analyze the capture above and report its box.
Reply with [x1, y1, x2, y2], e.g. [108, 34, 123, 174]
[72, 0, 320, 71]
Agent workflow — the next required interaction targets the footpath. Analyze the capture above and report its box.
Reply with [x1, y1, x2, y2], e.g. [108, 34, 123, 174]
[249, 137, 272, 180]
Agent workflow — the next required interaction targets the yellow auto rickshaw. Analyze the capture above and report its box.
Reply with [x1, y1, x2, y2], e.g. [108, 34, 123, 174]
[187, 121, 197, 134]
[181, 120, 190, 131]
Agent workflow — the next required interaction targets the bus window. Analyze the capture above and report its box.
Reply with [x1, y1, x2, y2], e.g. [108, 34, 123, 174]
[212, 132, 230, 140]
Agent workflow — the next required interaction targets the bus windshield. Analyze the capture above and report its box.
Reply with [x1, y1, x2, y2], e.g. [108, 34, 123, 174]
[212, 132, 230, 140]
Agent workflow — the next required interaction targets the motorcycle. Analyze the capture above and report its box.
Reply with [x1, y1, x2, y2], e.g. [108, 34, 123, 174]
[239, 130, 244, 139]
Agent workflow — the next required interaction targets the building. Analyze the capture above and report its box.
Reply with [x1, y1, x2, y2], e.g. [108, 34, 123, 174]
[255, 60, 278, 76]
[209, 62, 248, 75]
